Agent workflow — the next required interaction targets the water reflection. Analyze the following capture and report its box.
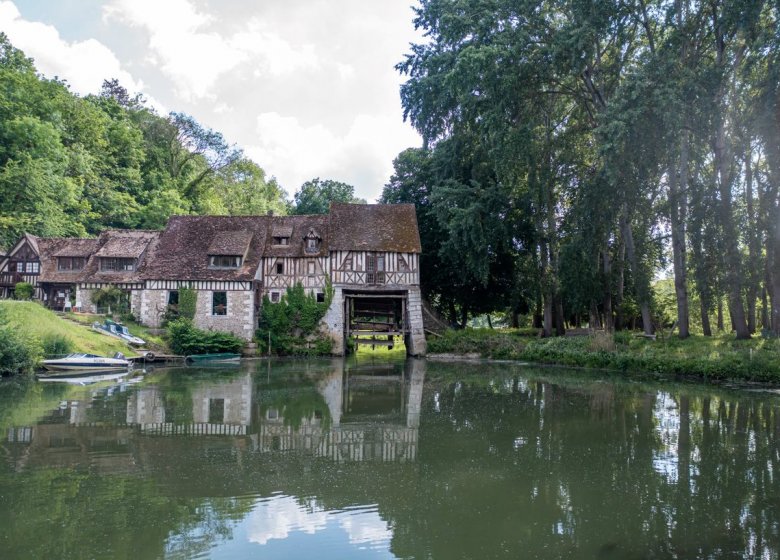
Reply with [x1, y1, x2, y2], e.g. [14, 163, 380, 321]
[0, 360, 779, 559]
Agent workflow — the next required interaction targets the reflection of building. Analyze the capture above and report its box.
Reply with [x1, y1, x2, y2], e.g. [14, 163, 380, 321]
[126, 373, 252, 436]
[253, 359, 424, 462]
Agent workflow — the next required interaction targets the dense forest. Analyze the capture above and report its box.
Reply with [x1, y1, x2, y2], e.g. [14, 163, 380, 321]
[0, 34, 367, 251]
[382, 0, 780, 338]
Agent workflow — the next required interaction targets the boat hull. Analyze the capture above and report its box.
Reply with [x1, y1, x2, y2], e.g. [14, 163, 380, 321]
[42, 361, 130, 371]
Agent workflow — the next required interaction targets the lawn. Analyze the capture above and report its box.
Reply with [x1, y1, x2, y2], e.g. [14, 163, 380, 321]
[0, 300, 139, 357]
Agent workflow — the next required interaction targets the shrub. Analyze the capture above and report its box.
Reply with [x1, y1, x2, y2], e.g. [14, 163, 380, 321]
[167, 318, 243, 355]
[92, 286, 127, 314]
[178, 287, 197, 320]
[587, 331, 616, 352]
[41, 333, 74, 357]
[14, 282, 34, 300]
[0, 327, 39, 376]
[256, 282, 333, 356]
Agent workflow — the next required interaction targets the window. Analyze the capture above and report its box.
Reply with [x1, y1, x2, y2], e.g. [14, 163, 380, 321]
[209, 255, 242, 268]
[57, 257, 85, 271]
[270, 291, 280, 303]
[100, 258, 135, 272]
[275, 262, 284, 274]
[212, 291, 227, 315]
[272, 236, 289, 245]
[305, 237, 319, 253]
[267, 408, 279, 420]
[168, 290, 179, 306]
[316, 292, 325, 303]
[307, 260, 316, 276]
[25, 262, 40, 274]
[366, 254, 385, 285]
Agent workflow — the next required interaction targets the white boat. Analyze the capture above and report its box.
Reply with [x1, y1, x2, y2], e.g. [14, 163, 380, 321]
[41, 352, 131, 372]
[92, 319, 146, 346]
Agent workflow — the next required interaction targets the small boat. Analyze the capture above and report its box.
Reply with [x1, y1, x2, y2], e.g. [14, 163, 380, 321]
[92, 319, 146, 346]
[185, 353, 241, 364]
[41, 352, 131, 372]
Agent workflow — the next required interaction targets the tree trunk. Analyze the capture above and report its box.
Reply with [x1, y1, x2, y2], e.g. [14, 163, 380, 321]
[620, 210, 653, 335]
[615, 239, 626, 330]
[603, 240, 614, 332]
[744, 146, 760, 334]
[717, 297, 724, 332]
[701, 298, 712, 336]
[669, 133, 691, 338]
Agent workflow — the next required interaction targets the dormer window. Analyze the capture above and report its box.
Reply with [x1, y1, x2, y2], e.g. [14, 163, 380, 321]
[209, 255, 242, 268]
[57, 257, 85, 271]
[273, 236, 290, 246]
[303, 228, 321, 254]
[100, 258, 135, 272]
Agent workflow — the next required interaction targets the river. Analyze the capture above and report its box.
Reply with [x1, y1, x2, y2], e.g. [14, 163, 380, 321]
[0, 358, 778, 559]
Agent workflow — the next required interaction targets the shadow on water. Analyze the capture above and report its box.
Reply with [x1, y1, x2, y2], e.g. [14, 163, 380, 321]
[1, 358, 779, 559]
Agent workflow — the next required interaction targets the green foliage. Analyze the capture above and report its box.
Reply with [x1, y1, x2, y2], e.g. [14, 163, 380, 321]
[91, 286, 126, 314]
[166, 318, 243, 355]
[178, 287, 197, 320]
[292, 177, 365, 215]
[0, 308, 39, 376]
[256, 282, 333, 356]
[13, 282, 33, 300]
[429, 329, 780, 382]
[41, 333, 74, 357]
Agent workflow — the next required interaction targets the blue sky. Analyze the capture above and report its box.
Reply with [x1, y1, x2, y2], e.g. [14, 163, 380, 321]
[2, 0, 424, 201]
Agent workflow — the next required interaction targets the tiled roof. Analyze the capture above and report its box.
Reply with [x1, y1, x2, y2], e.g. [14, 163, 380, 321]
[264, 215, 329, 258]
[328, 203, 421, 253]
[142, 216, 268, 281]
[208, 230, 253, 256]
[94, 230, 158, 258]
[38, 238, 99, 284]
[83, 230, 159, 284]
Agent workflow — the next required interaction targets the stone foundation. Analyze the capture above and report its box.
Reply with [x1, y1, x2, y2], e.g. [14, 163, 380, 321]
[194, 289, 255, 341]
[405, 286, 427, 356]
[321, 286, 345, 355]
[139, 289, 169, 327]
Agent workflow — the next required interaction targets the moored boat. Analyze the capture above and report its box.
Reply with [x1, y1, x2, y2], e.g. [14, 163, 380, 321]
[41, 352, 131, 371]
[37, 370, 131, 384]
[92, 319, 146, 346]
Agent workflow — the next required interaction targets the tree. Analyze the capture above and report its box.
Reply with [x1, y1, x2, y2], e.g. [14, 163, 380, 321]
[292, 178, 365, 215]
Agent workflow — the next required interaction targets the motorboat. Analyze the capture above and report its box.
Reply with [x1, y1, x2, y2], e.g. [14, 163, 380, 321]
[92, 319, 146, 346]
[41, 352, 131, 372]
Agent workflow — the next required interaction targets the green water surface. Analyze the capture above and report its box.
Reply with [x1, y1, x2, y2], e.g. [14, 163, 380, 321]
[0, 358, 778, 559]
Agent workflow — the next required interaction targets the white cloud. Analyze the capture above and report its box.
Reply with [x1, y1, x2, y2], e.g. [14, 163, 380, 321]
[247, 495, 329, 545]
[247, 111, 420, 201]
[0, 1, 144, 96]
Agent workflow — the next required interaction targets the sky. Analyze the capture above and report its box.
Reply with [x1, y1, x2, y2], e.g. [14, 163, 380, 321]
[0, 0, 424, 202]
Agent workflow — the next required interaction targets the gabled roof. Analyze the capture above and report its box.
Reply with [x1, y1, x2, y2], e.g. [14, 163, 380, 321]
[328, 203, 421, 253]
[94, 230, 158, 258]
[208, 230, 253, 256]
[142, 216, 268, 281]
[38, 238, 99, 284]
[264, 215, 329, 258]
[82, 230, 160, 284]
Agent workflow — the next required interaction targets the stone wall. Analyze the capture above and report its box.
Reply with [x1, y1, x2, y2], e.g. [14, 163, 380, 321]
[139, 289, 168, 327]
[194, 289, 255, 341]
[321, 286, 345, 355]
[405, 286, 427, 356]
[75, 286, 96, 314]
[130, 289, 142, 319]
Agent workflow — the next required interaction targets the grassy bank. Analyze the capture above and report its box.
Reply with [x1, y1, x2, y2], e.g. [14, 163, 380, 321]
[0, 301, 139, 366]
[427, 328, 780, 383]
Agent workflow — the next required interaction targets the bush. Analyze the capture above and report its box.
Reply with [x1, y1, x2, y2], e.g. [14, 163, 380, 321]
[92, 286, 127, 314]
[167, 318, 243, 355]
[178, 287, 197, 320]
[256, 282, 333, 356]
[41, 333, 74, 357]
[0, 319, 39, 376]
[14, 282, 34, 300]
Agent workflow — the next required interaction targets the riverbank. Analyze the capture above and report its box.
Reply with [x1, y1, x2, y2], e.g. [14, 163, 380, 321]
[0, 301, 148, 376]
[427, 328, 780, 383]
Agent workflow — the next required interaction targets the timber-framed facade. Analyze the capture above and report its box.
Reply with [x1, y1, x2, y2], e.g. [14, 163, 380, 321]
[0, 204, 426, 356]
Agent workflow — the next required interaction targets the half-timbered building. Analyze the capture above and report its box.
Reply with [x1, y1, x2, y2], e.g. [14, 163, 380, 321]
[2, 203, 426, 355]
